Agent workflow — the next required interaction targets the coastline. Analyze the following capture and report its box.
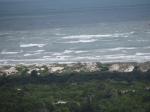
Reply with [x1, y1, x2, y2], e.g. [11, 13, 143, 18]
[0, 61, 150, 76]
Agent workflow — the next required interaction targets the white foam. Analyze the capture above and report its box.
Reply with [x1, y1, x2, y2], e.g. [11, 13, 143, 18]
[62, 32, 134, 40]
[20, 43, 46, 48]
[136, 53, 150, 56]
[101, 55, 150, 62]
[0, 32, 11, 36]
[52, 53, 63, 56]
[55, 33, 66, 36]
[107, 47, 136, 51]
[38, 55, 72, 62]
[62, 39, 97, 43]
[0, 54, 150, 64]
[72, 56, 99, 60]
[43, 56, 51, 58]
[34, 50, 45, 53]
[23, 53, 40, 57]
[74, 50, 88, 54]
[69, 53, 150, 62]
[94, 47, 136, 53]
[56, 55, 71, 59]
[1, 51, 19, 55]
[136, 40, 148, 42]
[63, 50, 73, 54]
[62, 34, 111, 39]
[143, 46, 150, 49]
[63, 50, 87, 54]
[52, 50, 88, 56]
[104, 55, 131, 59]
[146, 32, 150, 34]
[23, 54, 32, 56]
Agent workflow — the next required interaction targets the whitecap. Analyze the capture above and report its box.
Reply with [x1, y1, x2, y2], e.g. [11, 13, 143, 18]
[34, 50, 45, 53]
[72, 56, 99, 60]
[52, 50, 88, 56]
[94, 47, 136, 53]
[74, 50, 88, 54]
[136, 53, 150, 56]
[136, 40, 148, 42]
[62, 34, 111, 39]
[143, 46, 150, 49]
[23, 54, 33, 56]
[43, 56, 51, 58]
[23, 53, 40, 57]
[146, 31, 150, 34]
[20, 43, 46, 48]
[52, 53, 63, 56]
[64, 50, 88, 54]
[107, 47, 136, 51]
[61, 32, 134, 40]
[41, 55, 71, 61]
[62, 39, 97, 43]
[1, 51, 19, 55]
[63, 50, 73, 54]
[55, 33, 66, 36]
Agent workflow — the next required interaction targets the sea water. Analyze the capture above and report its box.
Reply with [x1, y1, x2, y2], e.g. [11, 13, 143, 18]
[0, 0, 150, 64]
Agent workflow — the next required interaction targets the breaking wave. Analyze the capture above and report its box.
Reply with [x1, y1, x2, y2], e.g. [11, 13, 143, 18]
[61, 32, 134, 39]
[1, 51, 19, 55]
[20, 43, 46, 48]
[60, 39, 97, 43]
[0, 54, 150, 65]
[107, 47, 136, 51]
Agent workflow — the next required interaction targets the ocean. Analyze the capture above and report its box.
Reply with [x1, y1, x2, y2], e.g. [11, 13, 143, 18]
[0, 0, 150, 64]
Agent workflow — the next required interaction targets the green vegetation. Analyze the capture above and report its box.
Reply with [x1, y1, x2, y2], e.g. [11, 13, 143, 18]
[0, 71, 150, 112]
[96, 63, 109, 71]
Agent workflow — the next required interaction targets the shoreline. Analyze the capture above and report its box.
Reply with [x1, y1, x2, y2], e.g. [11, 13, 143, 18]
[0, 60, 149, 65]
[0, 61, 150, 76]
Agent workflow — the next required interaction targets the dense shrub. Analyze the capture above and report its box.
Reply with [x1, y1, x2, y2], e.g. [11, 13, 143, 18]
[0, 71, 150, 112]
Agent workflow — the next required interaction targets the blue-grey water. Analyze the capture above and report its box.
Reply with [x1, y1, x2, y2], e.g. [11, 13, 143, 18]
[0, 0, 150, 64]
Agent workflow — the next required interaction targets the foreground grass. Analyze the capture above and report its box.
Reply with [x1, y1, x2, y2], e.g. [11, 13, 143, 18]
[0, 71, 150, 112]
